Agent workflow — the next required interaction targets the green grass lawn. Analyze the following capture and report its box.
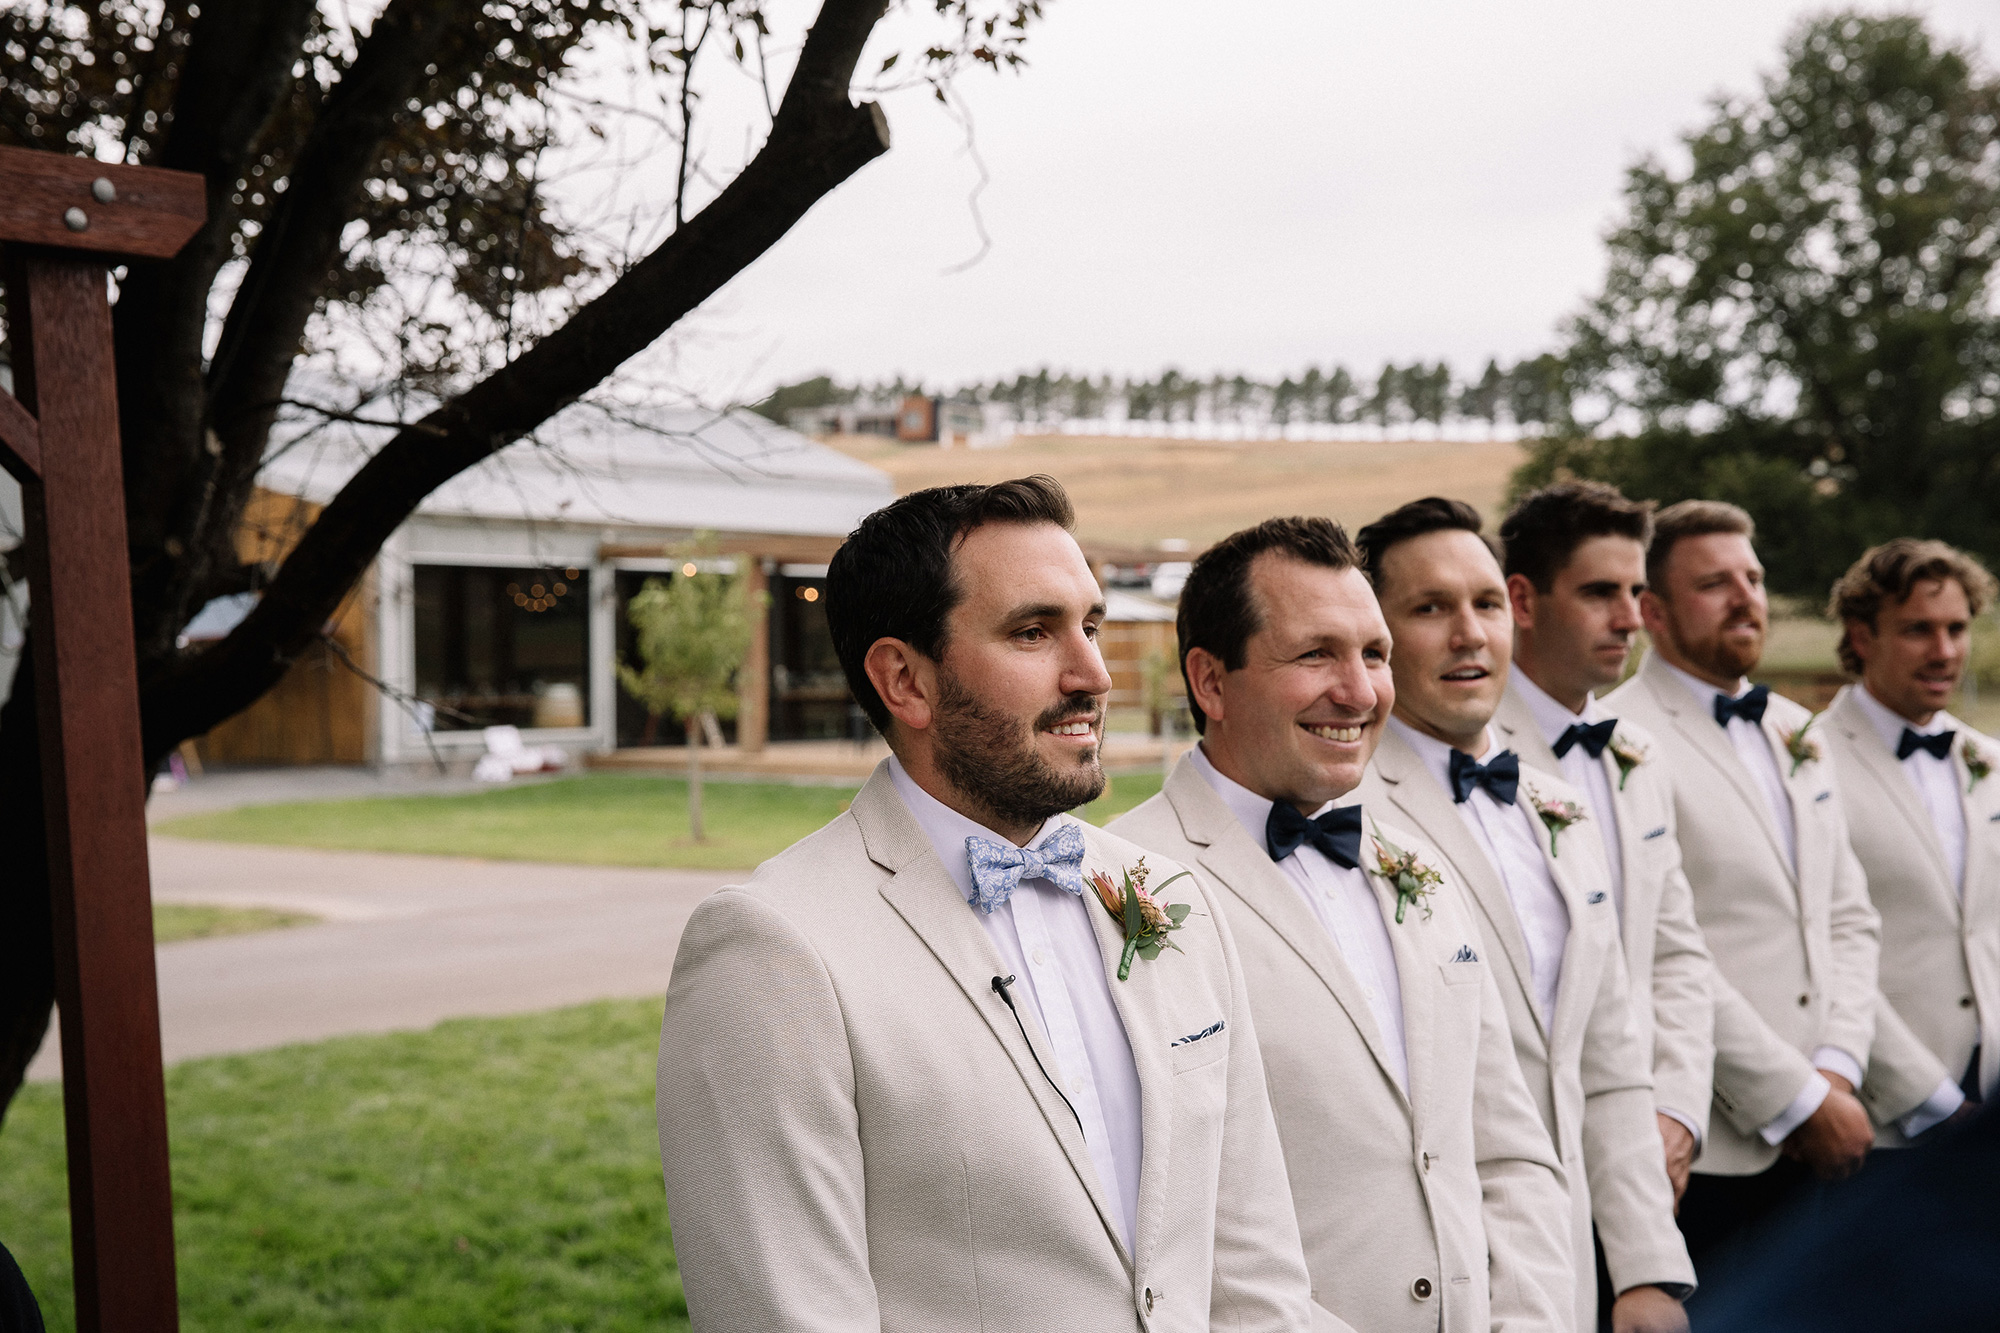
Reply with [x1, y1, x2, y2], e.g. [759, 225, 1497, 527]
[157, 771, 1169, 870]
[153, 903, 319, 944]
[0, 999, 684, 1332]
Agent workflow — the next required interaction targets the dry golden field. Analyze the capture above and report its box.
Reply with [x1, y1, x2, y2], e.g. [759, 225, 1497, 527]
[825, 432, 1528, 550]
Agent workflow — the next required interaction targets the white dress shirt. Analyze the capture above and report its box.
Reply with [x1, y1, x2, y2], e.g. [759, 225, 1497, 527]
[1847, 685, 1970, 1136]
[1512, 666, 1626, 914]
[888, 758, 1144, 1248]
[1389, 718, 1572, 1029]
[1187, 745, 1410, 1092]
[1661, 662, 1854, 1142]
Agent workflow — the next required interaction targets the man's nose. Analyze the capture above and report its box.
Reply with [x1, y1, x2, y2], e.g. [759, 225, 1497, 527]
[1066, 630, 1114, 696]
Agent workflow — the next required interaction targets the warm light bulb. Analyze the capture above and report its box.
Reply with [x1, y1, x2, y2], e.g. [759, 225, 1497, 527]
[553, 581, 567, 595]
[682, 562, 698, 577]
[803, 587, 820, 602]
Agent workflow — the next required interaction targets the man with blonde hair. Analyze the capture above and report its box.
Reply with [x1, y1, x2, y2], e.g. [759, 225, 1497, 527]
[1821, 538, 2000, 1135]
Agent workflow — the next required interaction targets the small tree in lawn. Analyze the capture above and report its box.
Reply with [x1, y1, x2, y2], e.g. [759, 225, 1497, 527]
[617, 555, 765, 841]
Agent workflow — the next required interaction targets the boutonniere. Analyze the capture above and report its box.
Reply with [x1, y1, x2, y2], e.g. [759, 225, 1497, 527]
[1527, 786, 1587, 858]
[1608, 732, 1648, 791]
[1781, 714, 1822, 778]
[1965, 738, 1992, 794]
[1369, 822, 1442, 924]
[1090, 858, 1193, 981]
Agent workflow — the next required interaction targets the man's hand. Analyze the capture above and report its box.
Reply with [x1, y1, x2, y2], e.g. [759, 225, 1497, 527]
[1612, 1284, 1689, 1333]
[1782, 1085, 1873, 1180]
[1656, 1113, 1695, 1208]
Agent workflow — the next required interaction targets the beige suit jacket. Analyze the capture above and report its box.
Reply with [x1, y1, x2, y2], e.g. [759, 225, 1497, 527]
[1494, 684, 1717, 1142]
[1111, 757, 1575, 1333]
[1358, 730, 1692, 1331]
[1823, 685, 1998, 1132]
[657, 761, 1324, 1333]
[1605, 652, 1882, 1174]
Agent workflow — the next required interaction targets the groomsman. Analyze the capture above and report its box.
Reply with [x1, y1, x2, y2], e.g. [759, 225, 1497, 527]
[657, 478, 1326, 1331]
[1822, 539, 1999, 1129]
[1493, 483, 1717, 1206]
[1604, 502, 1935, 1266]
[1355, 498, 1695, 1333]
[1112, 517, 1575, 1333]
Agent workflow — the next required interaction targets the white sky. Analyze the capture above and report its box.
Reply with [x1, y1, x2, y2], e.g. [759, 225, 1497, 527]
[610, 1, 1999, 402]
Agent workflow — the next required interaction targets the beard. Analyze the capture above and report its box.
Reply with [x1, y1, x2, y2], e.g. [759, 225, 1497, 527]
[1668, 604, 1765, 680]
[932, 673, 1106, 830]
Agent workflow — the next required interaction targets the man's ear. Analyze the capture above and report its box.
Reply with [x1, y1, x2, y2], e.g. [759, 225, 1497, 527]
[864, 638, 935, 732]
[1505, 573, 1538, 631]
[1638, 588, 1670, 640]
[1844, 618, 1875, 671]
[1183, 647, 1227, 729]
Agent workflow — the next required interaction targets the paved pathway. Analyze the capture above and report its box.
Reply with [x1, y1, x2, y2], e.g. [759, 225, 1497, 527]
[28, 838, 732, 1082]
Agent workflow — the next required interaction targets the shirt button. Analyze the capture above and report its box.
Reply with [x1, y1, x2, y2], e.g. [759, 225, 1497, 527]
[1411, 1277, 1434, 1300]
[1032, 948, 1050, 967]
[1798, 993, 1810, 1007]
[1963, 996, 1976, 1009]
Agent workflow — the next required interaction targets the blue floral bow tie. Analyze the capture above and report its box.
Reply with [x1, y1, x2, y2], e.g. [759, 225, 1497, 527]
[1713, 684, 1770, 728]
[1265, 801, 1363, 869]
[1553, 717, 1618, 760]
[1898, 728, 1955, 762]
[1449, 748, 1520, 805]
[964, 823, 1088, 914]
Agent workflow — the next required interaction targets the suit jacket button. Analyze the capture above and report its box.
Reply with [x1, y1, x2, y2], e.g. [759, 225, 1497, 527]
[1144, 1288, 1155, 1314]
[1421, 1151, 1433, 1172]
[1412, 1277, 1434, 1300]
[1963, 996, 1976, 1009]
[1798, 993, 1810, 1007]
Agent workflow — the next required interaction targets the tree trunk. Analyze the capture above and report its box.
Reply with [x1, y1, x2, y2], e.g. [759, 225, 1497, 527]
[685, 715, 705, 843]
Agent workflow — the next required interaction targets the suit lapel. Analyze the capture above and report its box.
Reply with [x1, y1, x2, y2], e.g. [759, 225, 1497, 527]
[1829, 687, 1952, 890]
[1765, 711, 1822, 898]
[1954, 729, 1999, 932]
[855, 769, 1133, 1269]
[1512, 770, 1595, 1055]
[1638, 653, 1794, 878]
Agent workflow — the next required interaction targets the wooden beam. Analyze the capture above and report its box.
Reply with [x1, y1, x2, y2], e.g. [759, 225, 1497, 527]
[0, 147, 205, 260]
[600, 531, 846, 565]
[738, 559, 770, 754]
[0, 389, 40, 481]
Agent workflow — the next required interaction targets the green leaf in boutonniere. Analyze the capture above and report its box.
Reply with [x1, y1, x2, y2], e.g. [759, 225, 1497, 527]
[1527, 788, 1587, 858]
[1608, 732, 1648, 791]
[1090, 857, 1194, 981]
[1965, 737, 1992, 794]
[1368, 821, 1442, 924]
[1782, 713, 1823, 778]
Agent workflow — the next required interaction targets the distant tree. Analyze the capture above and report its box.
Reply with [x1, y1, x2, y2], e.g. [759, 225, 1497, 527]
[1404, 361, 1452, 424]
[1458, 359, 1506, 423]
[751, 374, 854, 424]
[1526, 11, 2000, 593]
[1363, 365, 1403, 425]
[1325, 365, 1358, 423]
[1505, 354, 1572, 431]
[616, 552, 767, 842]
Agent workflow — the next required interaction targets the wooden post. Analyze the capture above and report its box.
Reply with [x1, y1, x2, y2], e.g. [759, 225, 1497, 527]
[738, 556, 770, 753]
[0, 146, 206, 1333]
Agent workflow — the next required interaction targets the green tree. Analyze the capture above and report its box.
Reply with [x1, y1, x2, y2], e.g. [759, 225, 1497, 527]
[616, 553, 767, 841]
[1527, 12, 2000, 593]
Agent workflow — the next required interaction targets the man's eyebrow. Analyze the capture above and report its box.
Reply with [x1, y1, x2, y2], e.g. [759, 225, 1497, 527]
[1000, 599, 1107, 623]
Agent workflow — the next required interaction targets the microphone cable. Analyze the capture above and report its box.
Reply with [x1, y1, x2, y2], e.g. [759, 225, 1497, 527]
[991, 974, 1085, 1137]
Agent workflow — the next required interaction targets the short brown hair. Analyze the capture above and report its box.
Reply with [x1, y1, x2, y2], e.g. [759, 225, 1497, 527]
[1354, 497, 1495, 591]
[1827, 538, 1998, 674]
[1177, 517, 1364, 735]
[1500, 481, 1655, 592]
[1646, 500, 1754, 595]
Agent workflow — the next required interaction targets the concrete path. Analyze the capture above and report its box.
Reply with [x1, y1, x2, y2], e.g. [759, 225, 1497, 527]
[27, 837, 733, 1082]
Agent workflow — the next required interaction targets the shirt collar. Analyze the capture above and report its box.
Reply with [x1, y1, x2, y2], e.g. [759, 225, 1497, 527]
[1187, 743, 1342, 849]
[1510, 664, 1603, 749]
[1852, 681, 1954, 756]
[1661, 658, 1752, 713]
[1388, 716, 1501, 799]
[887, 755, 1066, 902]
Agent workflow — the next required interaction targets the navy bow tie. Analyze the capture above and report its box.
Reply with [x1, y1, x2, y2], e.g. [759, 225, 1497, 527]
[1713, 684, 1770, 728]
[1265, 801, 1364, 869]
[1449, 748, 1521, 805]
[1897, 728, 1955, 762]
[1554, 717, 1618, 760]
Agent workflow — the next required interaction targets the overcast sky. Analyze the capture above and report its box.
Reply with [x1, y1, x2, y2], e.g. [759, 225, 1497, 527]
[629, 1, 1999, 402]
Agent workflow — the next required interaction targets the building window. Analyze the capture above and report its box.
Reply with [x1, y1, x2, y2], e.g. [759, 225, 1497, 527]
[770, 568, 853, 741]
[414, 564, 590, 731]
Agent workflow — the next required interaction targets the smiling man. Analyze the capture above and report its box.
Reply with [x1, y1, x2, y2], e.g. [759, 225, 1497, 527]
[1353, 498, 1694, 1333]
[657, 477, 1326, 1332]
[1112, 518, 1574, 1333]
[1820, 540, 2000, 1137]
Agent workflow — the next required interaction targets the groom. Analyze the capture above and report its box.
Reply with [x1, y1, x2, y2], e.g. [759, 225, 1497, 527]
[656, 476, 1325, 1332]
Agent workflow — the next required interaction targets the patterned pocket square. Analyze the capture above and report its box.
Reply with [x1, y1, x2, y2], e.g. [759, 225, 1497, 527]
[1643, 825, 1668, 840]
[1450, 944, 1479, 962]
[1815, 790, 1833, 802]
[1171, 1020, 1226, 1048]
[1587, 891, 1607, 904]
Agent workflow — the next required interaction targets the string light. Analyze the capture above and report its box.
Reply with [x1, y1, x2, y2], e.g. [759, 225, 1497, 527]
[681, 562, 698, 577]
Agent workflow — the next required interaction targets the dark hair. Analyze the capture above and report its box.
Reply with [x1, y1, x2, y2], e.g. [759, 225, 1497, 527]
[1828, 538, 1998, 674]
[1176, 517, 1364, 735]
[1500, 481, 1655, 592]
[1645, 499, 1754, 594]
[1354, 497, 1493, 591]
[826, 475, 1077, 732]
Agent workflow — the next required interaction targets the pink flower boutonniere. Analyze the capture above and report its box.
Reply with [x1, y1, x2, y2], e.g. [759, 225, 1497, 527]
[1528, 787, 1587, 858]
[1964, 738, 1992, 795]
[1608, 732, 1648, 791]
[1782, 714, 1823, 778]
[1369, 822, 1443, 924]
[1090, 858, 1193, 981]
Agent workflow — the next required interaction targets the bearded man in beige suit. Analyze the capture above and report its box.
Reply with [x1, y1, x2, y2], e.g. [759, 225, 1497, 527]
[1110, 517, 1574, 1333]
[1823, 539, 2000, 1133]
[1493, 483, 1717, 1213]
[1603, 501, 1940, 1270]
[1353, 499, 1694, 1333]
[657, 477, 1328, 1332]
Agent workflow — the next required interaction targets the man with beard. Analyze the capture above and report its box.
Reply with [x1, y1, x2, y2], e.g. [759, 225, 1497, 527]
[1111, 517, 1576, 1333]
[1604, 501, 1900, 1270]
[1821, 540, 1998, 1132]
[656, 477, 1329, 1333]
[1354, 498, 1694, 1333]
